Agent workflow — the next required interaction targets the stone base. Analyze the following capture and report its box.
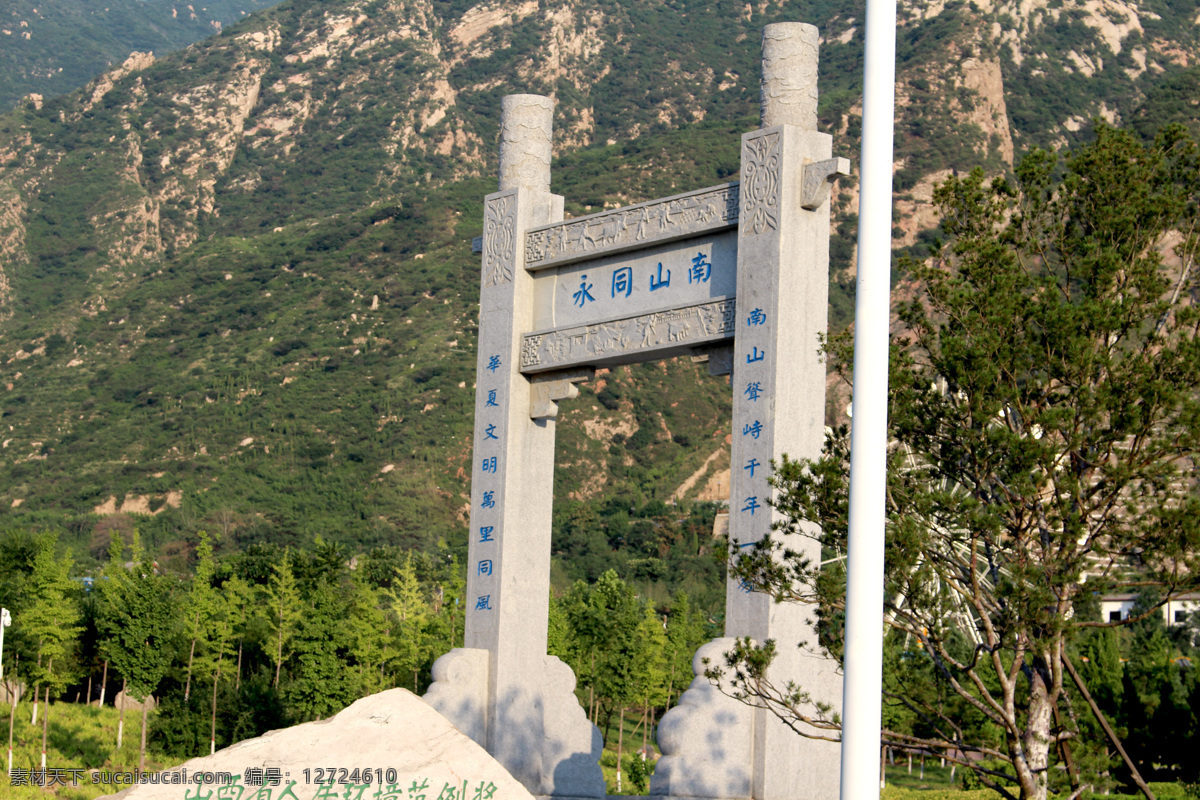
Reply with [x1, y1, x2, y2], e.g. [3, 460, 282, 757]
[650, 640, 754, 800]
[425, 649, 605, 799]
[650, 638, 842, 800]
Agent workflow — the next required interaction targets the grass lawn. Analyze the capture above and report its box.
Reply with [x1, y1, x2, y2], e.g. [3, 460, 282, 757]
[2, 698, 187, 799]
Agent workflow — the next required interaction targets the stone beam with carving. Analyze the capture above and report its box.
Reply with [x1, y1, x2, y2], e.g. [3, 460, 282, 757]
[524, 183, 739, 271]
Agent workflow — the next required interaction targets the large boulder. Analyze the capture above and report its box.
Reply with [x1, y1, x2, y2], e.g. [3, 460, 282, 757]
[100, 689, 536, 800]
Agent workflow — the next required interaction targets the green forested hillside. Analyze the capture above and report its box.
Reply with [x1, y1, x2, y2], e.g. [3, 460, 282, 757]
[0, 0, 285, 111]
[0, 0, 1198, 592]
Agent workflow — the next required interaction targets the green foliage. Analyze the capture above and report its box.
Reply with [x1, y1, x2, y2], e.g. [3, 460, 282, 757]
[626, 752, 650, 794]
[552, 571, 712, 744]
[96, 533, 174, 703]
[281, 580, 358, 722]
[730, 125, 1200, 800]
[0, 0, 285, 111]
[22, 538, 83, 694]
[264, 550, 302, 689]
[381, 553, 434, 691]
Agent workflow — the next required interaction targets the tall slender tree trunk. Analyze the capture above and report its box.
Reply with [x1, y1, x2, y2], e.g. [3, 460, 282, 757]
[7, 681, 16, 775]
[185, 623, 198, 701]
[86, 674, 93, 707]
[1015, 659, 1054, 800]
[117, 677, 127, 748]
[616, 707, 625, 793]
[139, 700, 149, 772]
[649, 707, 657, 756]
[40, 686, 49, 770]
[99, 660, 108, 707]
[642, 695, 649, 756]
[210, 668, 220, 755]
[30, 651, 41, 725]
[274, 626, 284, 688]
[588, 651, 596, 724]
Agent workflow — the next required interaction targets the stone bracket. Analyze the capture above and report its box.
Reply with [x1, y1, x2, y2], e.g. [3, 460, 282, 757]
[690, 344, 735, 376]
[800, 157, 851, 210]
[529, 369, 594, 420]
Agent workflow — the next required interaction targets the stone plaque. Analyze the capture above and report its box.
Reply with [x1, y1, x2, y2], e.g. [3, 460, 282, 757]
[530, 230, 736, 329]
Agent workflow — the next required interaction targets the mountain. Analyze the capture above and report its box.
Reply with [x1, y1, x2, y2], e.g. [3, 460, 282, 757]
[0, 0, 1198, 587]
[0, 0, 288, 112]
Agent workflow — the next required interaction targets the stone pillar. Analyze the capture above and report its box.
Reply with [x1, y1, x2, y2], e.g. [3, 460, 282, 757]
[728, 21, 844, 800]
[425, 95, 604, 799]
[653, 24, 846, 800]
[760, 23, 819, 130]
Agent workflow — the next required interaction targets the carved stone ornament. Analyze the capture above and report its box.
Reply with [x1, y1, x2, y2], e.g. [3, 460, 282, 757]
[524, 184, 740, 270]
[484, 193, 517, 286]
[520, 299, 736, 372]
[801, 157, 852, 210]
[741, 132, 781, 236]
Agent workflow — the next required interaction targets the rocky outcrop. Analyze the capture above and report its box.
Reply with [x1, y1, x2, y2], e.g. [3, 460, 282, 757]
[960, 57, 1015, 166]
[99, 689, 536, 800]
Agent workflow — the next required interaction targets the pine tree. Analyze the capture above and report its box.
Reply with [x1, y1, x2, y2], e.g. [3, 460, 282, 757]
[264, 551, 302, 689]
[382, 553, 431, 691]
[345, 571, 388, 695]
[222, 575, 256, 691]
[729, 124, 1200, 800]
[22, 538, 82, 769]
[199, 588, 233, 755]
[183, 531, 218, 702]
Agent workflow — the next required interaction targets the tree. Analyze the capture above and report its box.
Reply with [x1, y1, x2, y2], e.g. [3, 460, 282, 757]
[662, 591, 709, 709]
[264, 551, 302, 689]
[724, 124, 1200, 800]
[182, 531, 219, 702]
[381, 553, 431, 691]
[555, 570, 644, 739]
[222, 575, 256, 691]
[282, 580, 356, 721]
[97, 531, 174, 771]
[345, 571, 389, 695]
[198, 588, 234, 756]
[22, 537, 82, 768]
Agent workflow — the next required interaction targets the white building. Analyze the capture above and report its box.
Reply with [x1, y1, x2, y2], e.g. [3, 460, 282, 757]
[1098, 593, 1200, 625]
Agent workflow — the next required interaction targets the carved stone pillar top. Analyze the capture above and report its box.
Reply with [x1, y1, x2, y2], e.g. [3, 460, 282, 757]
[499, 94, 554, 193]
[760, 23, 819, 131]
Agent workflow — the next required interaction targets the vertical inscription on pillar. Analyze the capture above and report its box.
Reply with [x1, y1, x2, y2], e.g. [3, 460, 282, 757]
[472, 352, 506, 615]
[485, 193, 517, 286]
[735, 304, 770, 568]
[740, 132, 781, 236]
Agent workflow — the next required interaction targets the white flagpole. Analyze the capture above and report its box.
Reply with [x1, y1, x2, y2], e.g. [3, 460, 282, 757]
[840, 0, 897, 795]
